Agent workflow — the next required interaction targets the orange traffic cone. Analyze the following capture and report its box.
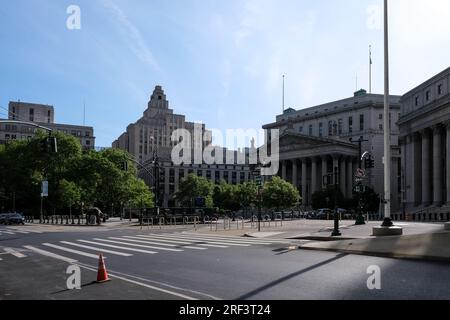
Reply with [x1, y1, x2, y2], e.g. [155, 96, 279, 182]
[96, 253, 110, 283]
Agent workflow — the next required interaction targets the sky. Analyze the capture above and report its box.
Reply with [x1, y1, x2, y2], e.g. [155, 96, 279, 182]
[1, 0, 450, 148]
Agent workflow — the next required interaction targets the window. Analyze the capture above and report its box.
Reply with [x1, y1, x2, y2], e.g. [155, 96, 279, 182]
[438, 84, 443, 95]
[309, 125, 313, 136]
[426, 90, 430, 101]
[319, 123, 323, 137]
[379, 124, 383, 130]
[338, 119, 343, 135]
[415, 96, 419, 106]
[85, 131, 90, 137]
[328, 121, 333, 136]
[29, 108, 34, 121]
[359, 114, 364, 131]
[299, 126, 303, 133]
[379, 114, 383, 120]
[348, 116, 353, 133]
[333, 122, 337, 136]
[86, 140, 91, 145]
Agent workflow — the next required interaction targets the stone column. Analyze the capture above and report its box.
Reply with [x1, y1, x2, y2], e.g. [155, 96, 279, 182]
[292, 160, 298, 188]
[433, 125, 443, 206]
[164, 167, 170, 207]
[322, 156, 328, 189]
[422, 129, 431, 207]
[447, 124, 450, 204]
[301, 159, 308, 205]
[333, 156, 339, 185]
[413, 133, 422, 207]
[311, 158, 318, 194]
[339, 157, 346, 196]
[346, 158, 353, 198]
[282, 161, 287, 181]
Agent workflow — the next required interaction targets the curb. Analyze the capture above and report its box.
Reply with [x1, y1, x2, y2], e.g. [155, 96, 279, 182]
[298, 242, 450, 263]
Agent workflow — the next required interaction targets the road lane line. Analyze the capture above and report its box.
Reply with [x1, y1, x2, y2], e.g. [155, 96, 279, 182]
[75, 263, 199, 300]
[133, 235, 228, 248]
[60, 241, 133, 257]
[42, 243, 100, 259]
[2, 231, 15, 235]
[24, 245, 78, 264]
[4, 248, 27, 258]
[7, 230, 29, 234]
[119, 237, 207, 250]
[92, 238, 183, 252]
[78, 240, 157, 254]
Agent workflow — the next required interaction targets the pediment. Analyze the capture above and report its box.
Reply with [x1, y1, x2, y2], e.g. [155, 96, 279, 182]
[278, 132, 355, 153]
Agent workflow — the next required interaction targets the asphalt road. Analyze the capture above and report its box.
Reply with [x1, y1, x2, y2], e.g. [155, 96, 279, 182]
[1, 224, 450, 300]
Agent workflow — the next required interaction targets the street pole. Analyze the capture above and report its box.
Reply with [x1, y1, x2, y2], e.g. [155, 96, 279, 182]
[382, 0, 393, 227]
[40, 194, 43, 223]
[12, 192, 15, 212]
[331, 166, 341, 236]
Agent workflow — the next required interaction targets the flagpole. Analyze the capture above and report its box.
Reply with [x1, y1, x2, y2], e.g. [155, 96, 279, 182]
[383, 0, 392, 227]
[282, 75, 285, 114]
[369, 45, 372, 94]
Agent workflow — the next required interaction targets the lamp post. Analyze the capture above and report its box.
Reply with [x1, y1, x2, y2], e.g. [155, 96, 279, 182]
[350, 137, 369, 225]
[331, 166, 341, 237]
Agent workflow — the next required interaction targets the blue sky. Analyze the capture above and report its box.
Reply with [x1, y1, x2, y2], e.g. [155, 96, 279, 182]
[1, 0, 450, 147]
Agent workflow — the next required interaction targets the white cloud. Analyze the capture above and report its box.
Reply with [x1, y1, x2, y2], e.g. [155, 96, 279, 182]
[101, 0, 159, 71]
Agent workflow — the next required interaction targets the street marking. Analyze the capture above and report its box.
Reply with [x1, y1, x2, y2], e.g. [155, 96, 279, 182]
[42, 243, 100, 259]
[133, 235, 229, 248]
[78, 240, 157, 254]
[119, 236, 207, 250]
[163, 234, 275, 245]
[6, 230, 29, 234]
[15, 229, 43, 234]
[181, 232, 291, 243]
[60, 241, 133, 257]
[24, 245, 78, 264]
[75, 263, 199, 300]
[92, 238, 183, 252]
[4, 248, 27, 258]
[147, 234, 250, 247]
[1, 231, 15, 235]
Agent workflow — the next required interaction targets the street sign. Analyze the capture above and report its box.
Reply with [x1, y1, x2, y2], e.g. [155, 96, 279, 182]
[41, 181, 48, 197]
[255, 176, 262, 187]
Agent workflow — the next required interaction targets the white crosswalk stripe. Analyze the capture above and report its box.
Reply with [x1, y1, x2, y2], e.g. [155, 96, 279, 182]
[6, 230, 29, 234]
[116, 237, 207, 250]
[4, 248, 27, 258]
[160, 233, 275, 245]
[78, 240, 158, 254]
[1, 231, 15, 235]
[24, 245, 78, 264]
[60, 241, 133, 257]
[180, 232, 292, 244]
[130, 235, 229, 248]
[91, 238, 183, 252]
[43, 243, 101, 259]
[140, 234, 251, 247]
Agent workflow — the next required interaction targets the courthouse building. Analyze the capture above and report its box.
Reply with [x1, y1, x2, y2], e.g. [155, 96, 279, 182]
[263, 90, 402, 210]
[399, 67, 450, 214]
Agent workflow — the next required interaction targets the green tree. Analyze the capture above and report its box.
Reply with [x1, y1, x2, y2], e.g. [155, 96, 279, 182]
[175, 174, 213, 207]
[262, 176, 300, 210]
[236, 182, 258, 215]
[57, 179, 82, 217]
[212, 181, 240, 212]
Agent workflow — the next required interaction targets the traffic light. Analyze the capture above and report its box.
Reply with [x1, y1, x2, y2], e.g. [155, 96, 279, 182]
[39, 136, 58, 153]
[48, 136, 58, 153]
[120, 161, 128, 171]
[364, 156, 375, 169]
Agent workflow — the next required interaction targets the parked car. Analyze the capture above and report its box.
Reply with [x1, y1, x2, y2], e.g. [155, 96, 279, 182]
[4, 213, 25, 225]
[0, 213, 11, 225]
[315, 208, 334, 220]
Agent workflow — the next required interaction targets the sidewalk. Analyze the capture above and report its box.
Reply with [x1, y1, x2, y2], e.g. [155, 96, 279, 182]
[193, 219, 450, 262]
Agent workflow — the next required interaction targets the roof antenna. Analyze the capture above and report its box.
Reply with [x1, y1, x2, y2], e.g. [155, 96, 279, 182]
[282, 75, 285, 114]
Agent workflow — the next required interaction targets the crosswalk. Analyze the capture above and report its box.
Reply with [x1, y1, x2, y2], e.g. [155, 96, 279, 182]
[21, 232, 296, 263]
[0, 227, 44, 237]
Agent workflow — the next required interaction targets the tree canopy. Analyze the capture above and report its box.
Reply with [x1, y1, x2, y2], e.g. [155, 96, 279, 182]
[0, 132, 153, 215]
[261, 176, 300, 210]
